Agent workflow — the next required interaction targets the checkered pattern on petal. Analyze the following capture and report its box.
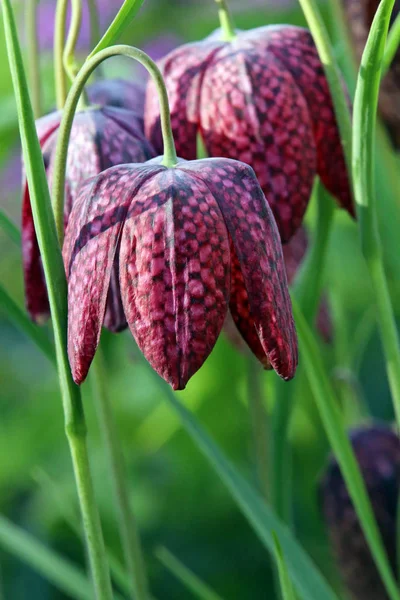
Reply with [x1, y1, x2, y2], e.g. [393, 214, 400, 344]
[182, 158, 297, 380]
[63, 164, 163, 384]
[145, 40, 223, 157]
[119, 168, 231, 390]
[199, 44, 316, 242]
[250, 25, 354, 217]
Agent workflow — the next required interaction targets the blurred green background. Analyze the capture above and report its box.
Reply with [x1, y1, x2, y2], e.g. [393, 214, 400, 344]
[0, 0, 399, 598]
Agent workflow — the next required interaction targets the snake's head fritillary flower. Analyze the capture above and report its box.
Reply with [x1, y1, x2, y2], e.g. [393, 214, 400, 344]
[320, 425, 400, 600]
[63, 157, 297, 389]
[145, 25, 354, 243]
[22, 106, 155, 327]
[344, 0, 400, 148]
[87, 79, 146, 117]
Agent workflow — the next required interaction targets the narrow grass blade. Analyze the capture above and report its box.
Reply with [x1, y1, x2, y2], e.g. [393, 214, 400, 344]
[89, 0, 145, 57]
[156, 546, 224, 600]
[383, 11, 400, 74]
[0, 515, 93, 600]
[273, 533, 297, 600]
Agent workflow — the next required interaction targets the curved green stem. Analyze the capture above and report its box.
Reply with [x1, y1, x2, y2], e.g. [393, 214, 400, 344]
[63, 0, 83, 83]
[293, 299, 400, 600]
[298, 0, 353, 177]
[54, 0, 68, 108]
[352, 0, 400, 425]
[91, 347, 149, 600]
[214, 0, 236, 42]
[26, 0, 42, 118]
[2, 2, 113, 597]
[52, 44, 178, 241]
[383, 11, 400, 75]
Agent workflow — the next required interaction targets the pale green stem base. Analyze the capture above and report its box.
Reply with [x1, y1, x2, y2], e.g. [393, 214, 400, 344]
[91, 348, 149, 600]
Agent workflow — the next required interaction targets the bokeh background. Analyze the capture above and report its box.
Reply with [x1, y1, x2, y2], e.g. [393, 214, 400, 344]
[0, 0, 399, 598]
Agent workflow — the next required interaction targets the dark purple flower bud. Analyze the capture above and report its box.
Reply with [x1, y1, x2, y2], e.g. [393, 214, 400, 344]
[22, 107, 155, 328]
[145, 26, 354, 243]
[62, 157, 298, 389]
[87, 79, 146, 117]
[320, 425, 400, 600]
[343, 0, 400, 148]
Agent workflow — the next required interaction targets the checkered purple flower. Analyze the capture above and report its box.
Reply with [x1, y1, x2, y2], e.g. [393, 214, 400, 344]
[145, 25, 354, 243]
[63, 157, 298, 389]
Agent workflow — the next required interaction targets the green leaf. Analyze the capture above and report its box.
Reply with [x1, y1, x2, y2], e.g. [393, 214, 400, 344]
[0, 515, 93, 600]
[0, 283, 55, 363]
[156, 546, 224, 600]
[154, 377, 339, 600]
[89, 0, 145, 57]
[273, 533, 297, 600]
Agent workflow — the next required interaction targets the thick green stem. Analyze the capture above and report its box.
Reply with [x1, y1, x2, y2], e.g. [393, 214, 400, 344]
[2, 1, 113, 597]
[383, 11, 400, 75]
[352, 0, 400, 425]
[293, 300, 400, 600]
[91, 348, 149, 600]
[52, 44, 178, 241]
[246, 355, 269, 500]
[26, 0, 42, 118]
[54, 0, 68, 109]
[214, 0, 236, 42]
[63, 0, 83, 83]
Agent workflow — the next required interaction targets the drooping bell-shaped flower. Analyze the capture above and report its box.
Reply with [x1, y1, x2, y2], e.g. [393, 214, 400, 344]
[145, 25, 354, 242]
[22, 106, 155, 328]
[63, 157, 298, 389]
[87, 79, 145, 117]
[320, 425, 400, 600]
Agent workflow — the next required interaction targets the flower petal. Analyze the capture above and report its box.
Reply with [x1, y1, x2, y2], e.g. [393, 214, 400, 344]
[253, 26, 354, 216]
[182, 158, 297, 380]
[63, 164, 162, 384]
[199, 45, 317, 242]
[119, 168, 231, 390]
[145, 40, 223, 157]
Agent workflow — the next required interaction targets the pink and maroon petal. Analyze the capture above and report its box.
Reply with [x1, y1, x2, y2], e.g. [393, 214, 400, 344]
[145, 40, 224, 157]
[119, 168, 231, 390]
[183, 158, 297, 379]
[199, 45, 317, 242]
[63, 164, 162, 384]
[250, 26, 354, 216]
